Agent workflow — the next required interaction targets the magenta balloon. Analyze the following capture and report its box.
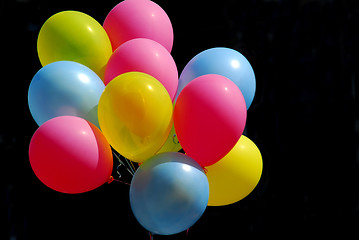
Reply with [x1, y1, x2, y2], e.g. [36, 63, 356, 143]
[103, 0, 173, 52]
[29, 116, 113, 193]
[104, 38, 178, 101]
[174, 74, 247, 167]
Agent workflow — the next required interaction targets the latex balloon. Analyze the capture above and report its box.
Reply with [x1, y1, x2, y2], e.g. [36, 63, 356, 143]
[37, 11, 112, 80]
[130, 152, 209, 235]
[103, 0, 173, 52]
[98, 72, 173, 162]
[28, 61, 105, 128]
[104, 38, 178, 101]
[176, 47, 256, 109]
[206, 135, 263, 206]
[174, 74, 247, 167]
[156, 124, 182, 154]
[157, 103, 182, 154]
[28, 116, 113, 194]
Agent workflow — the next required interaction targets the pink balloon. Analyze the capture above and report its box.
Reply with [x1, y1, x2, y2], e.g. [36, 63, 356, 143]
[104, 38, 178, 101]
[103, 0, 173, 52]
[29, 116, 113, 194]
[174, 74, 247, 167]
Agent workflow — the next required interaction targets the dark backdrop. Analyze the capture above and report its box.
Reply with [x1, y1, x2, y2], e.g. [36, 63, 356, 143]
[3, 0, 359, 239]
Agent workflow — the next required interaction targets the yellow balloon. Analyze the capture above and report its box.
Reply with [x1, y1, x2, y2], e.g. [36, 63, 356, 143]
[37, 11, 112, 80]
[156, 103, 182, 154]
[98, 72, 173, 162]
[206, 135, 263, 206]
[156, 124, 182, 154]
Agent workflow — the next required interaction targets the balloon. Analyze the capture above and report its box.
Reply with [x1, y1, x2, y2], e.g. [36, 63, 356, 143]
[28, 116, 113, 194]
[130, 152, 209, 235]
[156, 124, 182, 154]
[98, 72, 173, 163]
[104, 38, 178, 101]
[28, 61, 105, 128]
[37, 11, 112, 80]
[103, 0, 173, 52]
[206, 135, 263, 206]
[174, 74, 247, 167]
[176, 47, 256, 109]
[157, 103, 182, 154]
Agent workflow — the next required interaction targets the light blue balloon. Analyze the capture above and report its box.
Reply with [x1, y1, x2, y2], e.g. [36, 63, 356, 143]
[176, 47, 256, 109]
[28, 61, 105, 128]
[130, 152, 209, 235]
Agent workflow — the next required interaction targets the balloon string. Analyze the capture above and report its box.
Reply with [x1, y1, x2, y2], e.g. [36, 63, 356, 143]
[112, 150, 134, 176]
[172, 134, 179, 144]
[129, 160, 137, 173]
[107, 176, 131, 186]
[124, 157, 136, 175]
[149, 232, 153, 240]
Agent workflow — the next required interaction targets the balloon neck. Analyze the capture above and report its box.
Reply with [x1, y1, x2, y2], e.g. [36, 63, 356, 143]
[107, 175, 115, 184]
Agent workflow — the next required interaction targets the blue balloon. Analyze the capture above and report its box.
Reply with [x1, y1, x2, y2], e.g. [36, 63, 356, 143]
[176, 47, 256, 109]
[28, 61, 105, 127]
[130, 152, 209, 235]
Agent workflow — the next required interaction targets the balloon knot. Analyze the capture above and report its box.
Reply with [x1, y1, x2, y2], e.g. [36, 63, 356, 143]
[107, 176, 131, 186]
[203, 167, 208, 174]
[107, 176, 114, 184]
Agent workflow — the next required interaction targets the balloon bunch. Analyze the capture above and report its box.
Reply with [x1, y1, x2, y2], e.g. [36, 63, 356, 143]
[27, 0, 263, 236]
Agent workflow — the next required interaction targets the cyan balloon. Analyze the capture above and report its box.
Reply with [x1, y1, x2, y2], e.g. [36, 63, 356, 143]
[130, 152, 209, 235]
[28, 61, 105, 127]
[176, 47, 256, 109]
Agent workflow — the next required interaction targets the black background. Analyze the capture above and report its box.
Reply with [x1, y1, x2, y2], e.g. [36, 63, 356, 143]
[3, 0, 359, 239]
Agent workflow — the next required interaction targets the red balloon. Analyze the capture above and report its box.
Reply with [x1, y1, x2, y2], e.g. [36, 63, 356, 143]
[29, 116, 113, 193]
[174, 74, 247, 167]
